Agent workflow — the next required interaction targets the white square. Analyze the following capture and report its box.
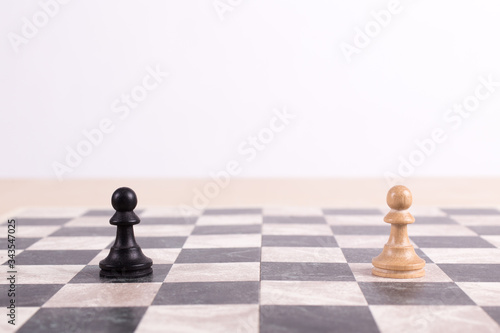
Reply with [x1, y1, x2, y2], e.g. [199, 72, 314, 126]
[423, 248, 500, 264]
[27, 237, 114, 250]
[325, 215, 382, 226]
[349, 263, 453, 283]
[165, 263, 260, 282]
[183, 234, 261, 249]
[452, 216, 500, 226]
[15, 208, 87, 218]
[140, 207, 201, 218]
[457, 282, 500, 306]
[260, 281, 367, 306]
[0, 307, 39, 333]
[263, 207, 324, 216]
[136, 305, 259, 333]
[196, 215, 262, 226]
[262, 224, 333, 236]
[15, 226, 61, 238]
[261, 247, 346, 263]
[134, 225, 194, 237]
[43, 283, 162, 307]
[411, 207, 447, 217]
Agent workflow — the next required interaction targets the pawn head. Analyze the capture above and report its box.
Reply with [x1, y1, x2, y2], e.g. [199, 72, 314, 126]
[387, 185, 412, 210]
[111, 187, 137, 212]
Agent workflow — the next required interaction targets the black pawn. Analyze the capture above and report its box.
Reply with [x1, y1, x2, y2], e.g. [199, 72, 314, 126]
[99, 187, 153, 278]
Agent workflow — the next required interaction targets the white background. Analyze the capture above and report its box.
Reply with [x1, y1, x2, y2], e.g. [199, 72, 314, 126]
[1, 0, 500, 179]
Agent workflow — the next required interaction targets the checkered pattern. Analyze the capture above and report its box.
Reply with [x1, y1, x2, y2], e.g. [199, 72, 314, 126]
[1, 207, 500, 333]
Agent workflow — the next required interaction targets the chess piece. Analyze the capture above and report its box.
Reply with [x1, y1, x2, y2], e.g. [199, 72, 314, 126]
[99, 187, 153, 278]
[372, 185, 425, 278]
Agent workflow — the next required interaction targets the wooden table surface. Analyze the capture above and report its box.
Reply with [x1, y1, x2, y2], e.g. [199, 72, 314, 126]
[1, 178, 499, 217]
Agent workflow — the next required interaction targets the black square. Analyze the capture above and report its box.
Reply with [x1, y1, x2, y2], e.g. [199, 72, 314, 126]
[341, 248, 432, 263]
[0, 284, 64, 307]
[358, 282, 475, 305]
[261, 262, 354, 281]
[175, 248, 260, 263]
[152, 281, 259, 305]
[413, 216, 459, 224]
[12, 250, 101, 265]
[469, 226, 500, 235]
[263, 216, 327, 224]
[82, 209, 145, 216]
[0, 238, 41, 250]
[441, 208, 500, 215]
[262, 236, 338, 247]
[483, 307, 500, 326]
[260, 306, 379, 333]
[411, 236, 495, 248]
[323, 208, 383, 215]
[17, 218, 71, 225]
[106, 237, 187, 249]
[331, 225, 390, 235]
[203, 208, 262, 215]
[341, 248, 383, 263]
[82, 209, 116, 216]
[191, 225, 261, 235]
[438, 264, 500, 282]
[69, 265, 171, 283]
[140, 217, 198, 225]
[18, 307, 147, 333]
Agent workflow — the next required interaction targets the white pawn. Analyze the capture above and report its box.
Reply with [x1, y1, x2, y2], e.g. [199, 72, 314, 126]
[372, 185, 425, 279]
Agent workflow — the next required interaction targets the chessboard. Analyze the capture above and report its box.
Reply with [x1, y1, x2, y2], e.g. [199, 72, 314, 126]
[1, 206, 500, 333]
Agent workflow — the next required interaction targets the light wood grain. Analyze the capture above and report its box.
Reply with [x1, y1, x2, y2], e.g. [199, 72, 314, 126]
[0, 178, 499, 217]
[372, 185, 426, 279]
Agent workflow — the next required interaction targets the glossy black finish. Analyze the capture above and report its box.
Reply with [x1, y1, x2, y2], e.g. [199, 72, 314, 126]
[109, 187, 140, 226]
[99, 187, 153, 278]
[72, 265, 171, 284]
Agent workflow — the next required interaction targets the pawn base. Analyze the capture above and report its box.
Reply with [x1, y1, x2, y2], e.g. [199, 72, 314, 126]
[372, 244, 425, 279]
[99, 247, 153, 279]
[372, 266, 425, 279]
[100, 266, 153, 278]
